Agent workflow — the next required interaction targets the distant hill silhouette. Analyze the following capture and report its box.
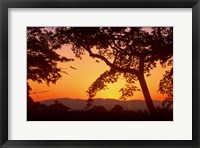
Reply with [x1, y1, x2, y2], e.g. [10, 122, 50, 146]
[40, 98, 162, 111]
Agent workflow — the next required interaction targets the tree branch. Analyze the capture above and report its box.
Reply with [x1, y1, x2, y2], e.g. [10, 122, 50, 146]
[85, 47, 139, 76]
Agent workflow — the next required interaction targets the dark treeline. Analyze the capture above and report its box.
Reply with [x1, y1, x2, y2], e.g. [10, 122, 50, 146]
[28, 98, 173, 121]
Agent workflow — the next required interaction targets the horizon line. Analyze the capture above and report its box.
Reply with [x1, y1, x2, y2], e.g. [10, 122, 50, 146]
[38, 97, 163, 102]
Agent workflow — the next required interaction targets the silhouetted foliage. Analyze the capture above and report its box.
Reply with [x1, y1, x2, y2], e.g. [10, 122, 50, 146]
[85, 98, 94, 109]
[27, 98, 48, 113]
[88, 105, 107, 112]
[51, 27, 173, 114]
[110, 105, 124, 112]
[47, 100, 70, 112]
[159, 67, 173, 108]
[27, 27, 173, 119]
[27, 27, 73, 95]
[27, 98, 71, 121]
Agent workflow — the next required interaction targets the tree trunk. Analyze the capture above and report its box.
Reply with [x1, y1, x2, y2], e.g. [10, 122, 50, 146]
[138, 73, 156, 115]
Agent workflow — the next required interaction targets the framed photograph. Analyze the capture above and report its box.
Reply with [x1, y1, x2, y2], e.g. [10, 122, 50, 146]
[0, 0, 199, 147]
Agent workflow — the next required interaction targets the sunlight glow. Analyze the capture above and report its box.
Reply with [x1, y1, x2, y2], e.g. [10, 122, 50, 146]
[29, 45, 169, 102]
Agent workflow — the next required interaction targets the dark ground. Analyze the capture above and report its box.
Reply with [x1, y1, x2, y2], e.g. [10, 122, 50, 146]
[27, 99, 173, 121]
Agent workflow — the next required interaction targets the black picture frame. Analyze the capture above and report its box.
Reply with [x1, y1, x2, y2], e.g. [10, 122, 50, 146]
[0, 0, 199, 147]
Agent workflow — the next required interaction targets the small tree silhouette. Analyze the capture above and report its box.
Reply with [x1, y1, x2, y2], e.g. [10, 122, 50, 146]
[110, 105, 124, 112]
[47, 100, 70, 112]
[89, 105, 107, 112]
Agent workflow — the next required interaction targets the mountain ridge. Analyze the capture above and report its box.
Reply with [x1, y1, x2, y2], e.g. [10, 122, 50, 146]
[40, 98, 162, 111]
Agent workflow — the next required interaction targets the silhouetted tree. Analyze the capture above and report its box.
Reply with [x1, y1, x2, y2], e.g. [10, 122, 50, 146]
[51, 27, 173, 115]
[159, 67, 173, 108]
[89, 105, 107, 112]
[47, 100, 70, 112]
[110, 105, 124, 112]
[27, 27, 73, 96]
[27, 99, 48, 113]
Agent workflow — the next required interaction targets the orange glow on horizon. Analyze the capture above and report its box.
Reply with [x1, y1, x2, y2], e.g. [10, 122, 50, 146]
[29, 45, 170, 102]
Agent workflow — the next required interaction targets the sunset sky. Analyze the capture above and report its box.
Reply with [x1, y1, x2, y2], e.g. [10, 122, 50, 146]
[29, 44, 171, 102]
